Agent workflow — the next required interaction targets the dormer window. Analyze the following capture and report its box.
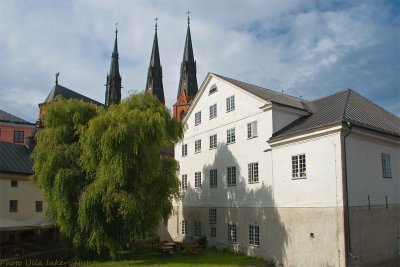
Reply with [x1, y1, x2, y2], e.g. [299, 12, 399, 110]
[209, 84, 218, 95]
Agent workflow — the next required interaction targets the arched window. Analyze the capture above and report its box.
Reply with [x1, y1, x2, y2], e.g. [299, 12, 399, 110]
[209, 84, 218, 95]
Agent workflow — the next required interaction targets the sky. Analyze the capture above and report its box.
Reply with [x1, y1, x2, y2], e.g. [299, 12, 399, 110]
[0, 0, 399, 123]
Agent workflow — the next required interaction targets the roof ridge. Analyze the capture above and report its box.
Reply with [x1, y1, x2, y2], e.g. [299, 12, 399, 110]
[342, 89, 352, 122]
[212, 73, 308, 102]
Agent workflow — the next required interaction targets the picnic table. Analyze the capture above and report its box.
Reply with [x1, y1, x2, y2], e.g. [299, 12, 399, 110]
[157, 242, 176, 254]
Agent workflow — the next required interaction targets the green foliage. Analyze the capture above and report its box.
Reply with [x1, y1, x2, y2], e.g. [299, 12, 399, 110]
[32, 93, 184, 259]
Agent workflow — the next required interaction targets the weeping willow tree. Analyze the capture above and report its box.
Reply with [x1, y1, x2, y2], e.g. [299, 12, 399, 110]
[32, 93, 183, 259]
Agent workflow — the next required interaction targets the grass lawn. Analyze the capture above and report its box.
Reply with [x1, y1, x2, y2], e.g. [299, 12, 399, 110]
[84, 246, 270, 267]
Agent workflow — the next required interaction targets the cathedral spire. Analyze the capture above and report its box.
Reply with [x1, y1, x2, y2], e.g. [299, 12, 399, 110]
[105, 25, 122, 107]
[177, 11, 198, 99]
[145, 17, 165, 104]
[173, 12, 199, 121]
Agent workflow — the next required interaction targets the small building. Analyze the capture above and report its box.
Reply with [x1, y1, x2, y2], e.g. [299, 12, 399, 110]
[0, 109, 35, 145]
[161, 73, 400, 266]
[0, 141, 55, 257]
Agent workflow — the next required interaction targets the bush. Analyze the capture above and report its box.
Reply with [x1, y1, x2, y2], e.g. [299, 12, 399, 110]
[197, 235, 207, 247]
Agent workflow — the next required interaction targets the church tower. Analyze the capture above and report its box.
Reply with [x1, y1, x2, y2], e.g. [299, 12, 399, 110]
[105, 28, 122, 107]
[145, 18, 165, 104]
[173, 12, 198, 121]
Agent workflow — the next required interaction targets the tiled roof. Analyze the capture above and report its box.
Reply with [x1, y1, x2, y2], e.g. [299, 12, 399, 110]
[213, 74, 311, 111]
[0, 141, 33, 175]
[0, 109, 34, 125]
[43, 84, 104, 106]
[270, 89, 400, 140]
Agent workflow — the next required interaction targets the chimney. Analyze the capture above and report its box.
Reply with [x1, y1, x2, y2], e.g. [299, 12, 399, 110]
[26, 136, 36, 153]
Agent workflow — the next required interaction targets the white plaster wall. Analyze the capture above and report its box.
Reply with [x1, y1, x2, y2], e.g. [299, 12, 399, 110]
[272, 108, 303, 133]
[176, 76, 276, 208]
[345, 132, 400, 206]
[0, 175, 46, 220]
[270, 131, 344, 207]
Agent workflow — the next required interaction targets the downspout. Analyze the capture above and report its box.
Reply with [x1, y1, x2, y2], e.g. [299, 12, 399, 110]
[342, 121, 356, 264]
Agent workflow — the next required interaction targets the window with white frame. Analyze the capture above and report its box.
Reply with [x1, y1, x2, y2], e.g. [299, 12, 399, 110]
[210, 169, 217, 188]
[249, 225, 259, 246]
[182, 220, 187, 235]
[194, 220, 202, 237]
[247, 121, 258, 139]
[226, 128, 235, 144]
[226, 95, 235, 112]
[195, 111, 201, 125]
[195, 172, 201, 188]
[228, 224, 237, 243]
[210, 226, 216, 238]
[195, 139, 201, 153]
[181, 174, 188, 191]
[209, 104, 217, 119]
[292, 154, 306, 179]
[227, 166, 236, 186]
[209, 208, 217, 224]
[210, 134, 217, 149]
[248, 162, 259, 183]
[381, 153, 392, 178]
[182, 144, 188, 157]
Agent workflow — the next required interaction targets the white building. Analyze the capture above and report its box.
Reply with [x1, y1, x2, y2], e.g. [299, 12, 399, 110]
[160, 73, 400, 267]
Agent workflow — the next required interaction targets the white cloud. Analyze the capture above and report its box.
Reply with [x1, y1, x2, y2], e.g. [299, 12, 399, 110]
[0, 0, 398, 123]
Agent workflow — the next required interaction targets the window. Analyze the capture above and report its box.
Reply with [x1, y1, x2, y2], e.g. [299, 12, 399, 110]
[210, 226, 217, 238]
[226, 128, 235, 144]
[248, 162, 259, 183]
[382, 153, 392, 178]
[227, 166, 236, 186]
[195, 111, 202, 125]
[249, 225, 260, 246]
[13, 130, 24, 143]
[195, 140, 201, 153]
[210, 104, 217, 119]
[182, 144, 188, 157]
[195, 172, 201, 188]
[9, 200, 18, 212]
[226, 95, 235, 112]
[182, 220, 187, 235]
[210, 169, 217, 188]
[209, 84, 218, 95]
[247, 121, 258, 139]
[209, 134, 217, 149]
[292, 154, 306, 179]
[209, 208, 217, 224]
[228, 224, 237, 243]
[36, 201, 43, 212]
[194, 221, 202, 237]
[11, 180, 18, 187]
[181, 174, 188, 191]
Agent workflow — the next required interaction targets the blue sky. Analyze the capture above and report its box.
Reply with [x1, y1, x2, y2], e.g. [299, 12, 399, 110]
[0, 0, 399, 123]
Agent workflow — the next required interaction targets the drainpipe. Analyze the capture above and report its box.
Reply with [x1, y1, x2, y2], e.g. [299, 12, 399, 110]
[342, 121, 356, 264]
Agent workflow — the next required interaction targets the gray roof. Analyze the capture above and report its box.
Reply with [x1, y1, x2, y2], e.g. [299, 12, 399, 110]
[214, 74, 311, 111]
[270, 89, 400, 140]
[0, 142, 33, 175]
[43, 84, 104, 106]
[0, 109, 34, 125]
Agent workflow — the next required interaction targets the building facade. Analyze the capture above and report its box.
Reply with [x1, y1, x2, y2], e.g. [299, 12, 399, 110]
[160, 73, 400, 266]
[0, 110, 35, 145]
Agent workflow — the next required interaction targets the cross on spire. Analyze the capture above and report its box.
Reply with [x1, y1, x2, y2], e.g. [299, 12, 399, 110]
[187, 10, 191, 25]
[55, 72, 59, 85]
[154, 17, 159, 31]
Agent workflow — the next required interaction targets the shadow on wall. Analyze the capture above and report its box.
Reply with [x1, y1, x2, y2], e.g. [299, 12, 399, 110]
[181, 143, 289, 264]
